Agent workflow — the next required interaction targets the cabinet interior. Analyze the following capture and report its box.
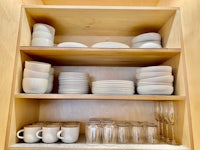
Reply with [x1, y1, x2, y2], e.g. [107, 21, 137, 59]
[6, 6, 192, 150]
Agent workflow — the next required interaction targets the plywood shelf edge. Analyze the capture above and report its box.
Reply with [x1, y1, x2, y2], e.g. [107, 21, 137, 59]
[15, 93, 185, 101]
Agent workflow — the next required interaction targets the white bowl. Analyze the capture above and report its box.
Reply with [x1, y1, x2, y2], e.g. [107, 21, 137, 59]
[32, 31, 54, 41]
[138, 75, 174, 83]
[25, 61, 51, 73]
[31, 38, 54, 46]
[46, 83, 53, 93]
[132, 32, 161, 43]
[22, 78, 48, 94]
[23, 68, 49, 79]
[33, 23, 55, 36]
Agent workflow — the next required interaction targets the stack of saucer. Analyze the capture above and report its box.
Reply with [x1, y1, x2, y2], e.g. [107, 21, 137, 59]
[136, 66, 174, 95]
[132, 32, 162, 48]
[22, 61, 54, 94]
[31, 23, 55, 46]
[92, 80, 134, 95]
[58, 72, 89, 94]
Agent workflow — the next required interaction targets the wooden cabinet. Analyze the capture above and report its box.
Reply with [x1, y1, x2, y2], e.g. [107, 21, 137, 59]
[5, 5, 193, 150]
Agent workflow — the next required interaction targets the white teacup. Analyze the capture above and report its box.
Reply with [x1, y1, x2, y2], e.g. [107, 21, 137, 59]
[17, 125, 41, 143]
[57, 122, 80, 143]
[36, 125, 60, 143]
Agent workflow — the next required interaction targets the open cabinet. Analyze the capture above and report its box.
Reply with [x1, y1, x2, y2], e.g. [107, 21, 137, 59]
[5, 5, 193, 150]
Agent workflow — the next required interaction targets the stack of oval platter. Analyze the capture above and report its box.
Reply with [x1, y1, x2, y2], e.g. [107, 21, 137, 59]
[58, 72, 89, 94]
[92, 80, 134, 95]
[136, 66, 174, 95]
[132, 32, 162, 48]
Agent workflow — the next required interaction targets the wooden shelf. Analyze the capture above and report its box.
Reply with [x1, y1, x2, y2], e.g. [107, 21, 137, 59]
[20, 47, 181, 66]
[15, 93, 185, 101]
[9, 135, 188, 150]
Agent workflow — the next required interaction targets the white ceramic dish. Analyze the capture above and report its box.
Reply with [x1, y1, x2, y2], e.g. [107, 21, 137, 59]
[136, 72, 171, 80]
[91, 42, 129, 48]
[23, 68, 49, 79]
[25, 61, 51, 73]
[22, 78, 48, 94]
[92, 80, 133, 85]
[137, 81, 173, 86]
[31, 38, 54, 46]
[133, 42, 162, 48]
[32, 31, 54, 41]
[137, 85, 173, 95]
[136, 66, 172, 73]
[132, 32, 161, 43]
[33, 23, 55, 36]
[138, 75, 174, 83]
[57, 42, 88, 48]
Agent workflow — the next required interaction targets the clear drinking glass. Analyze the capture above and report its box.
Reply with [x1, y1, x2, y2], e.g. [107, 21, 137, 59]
[154, 102, 160, 140]
[85, 121, 101, 144]
[130, 122, 144, 144]
[116, 121, 130, 144]
[102, 120, 117, 144]
[144, 123, 158, 144]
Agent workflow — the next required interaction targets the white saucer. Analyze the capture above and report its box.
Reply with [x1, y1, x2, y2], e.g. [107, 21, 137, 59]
[57, 42, 88, 48]
[132, 32, 161, 43]
[91, 42, 129, 48]
[136, 66, 172, 73]
[136, 72, 172, 80]
[137, 85, 173, 95]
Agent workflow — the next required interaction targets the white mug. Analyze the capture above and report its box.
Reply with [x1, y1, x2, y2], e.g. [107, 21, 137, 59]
[57, 122, 80, 143]
[36, 125, 60, 143]
[17, 125, 41, 143]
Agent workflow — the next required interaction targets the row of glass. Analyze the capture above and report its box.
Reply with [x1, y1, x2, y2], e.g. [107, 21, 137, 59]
[85, 119, 158, 144]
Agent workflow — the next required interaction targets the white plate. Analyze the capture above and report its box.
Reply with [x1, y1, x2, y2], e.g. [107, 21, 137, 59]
[57, 42, 88, 48]
[92, 80, 133, 85]
[136, 72, 171, 80]
[137, 81, 173, 86]
[92, 89, 134, 95]
[138, 75, 174, 83]
[133, 42, 162, 48]
[132, 32, 161, 43]
[136, 66, 172, 73]
[91, 42, 129, 48]
[137, 85, 173, 95]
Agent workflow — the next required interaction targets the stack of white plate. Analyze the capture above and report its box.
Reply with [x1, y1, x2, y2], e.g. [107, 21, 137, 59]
[136, 66, 174, 95]
[31, 23, 55, 46]
[58, 72, 89, 94]
[92, 80, 134, 95]
[132, 32, 162, 48]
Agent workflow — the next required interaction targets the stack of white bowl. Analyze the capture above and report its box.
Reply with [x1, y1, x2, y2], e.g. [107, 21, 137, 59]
[58, 72, 89, 94]
[136, 66, 174, 95]
[92, 80, 134, 95]
[132, 32, 162, 48]
[22, 61, 54, 94]
[31, 23, 55, 46]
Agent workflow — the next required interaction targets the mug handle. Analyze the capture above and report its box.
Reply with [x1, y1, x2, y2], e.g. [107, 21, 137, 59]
[57, 130, 64, 139]
[36, 130, 43, 139]
[17, 129, 24, 139]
